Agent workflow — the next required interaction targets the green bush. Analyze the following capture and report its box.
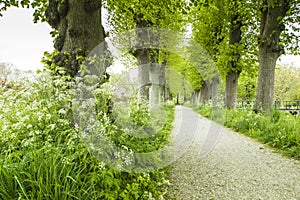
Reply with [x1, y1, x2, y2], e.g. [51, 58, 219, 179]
[0, 71, 173, 199]
[195, 105, 212, 118]
[195, 105, 225, 124]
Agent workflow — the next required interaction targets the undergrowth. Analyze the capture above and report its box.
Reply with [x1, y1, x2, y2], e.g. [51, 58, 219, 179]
[0, 71, 174, 199]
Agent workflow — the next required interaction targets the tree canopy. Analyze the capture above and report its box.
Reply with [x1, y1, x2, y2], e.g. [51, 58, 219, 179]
[1, 0, 300, 111]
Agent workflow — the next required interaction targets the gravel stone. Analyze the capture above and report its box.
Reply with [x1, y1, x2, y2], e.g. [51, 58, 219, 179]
[168, 106, 300, 200]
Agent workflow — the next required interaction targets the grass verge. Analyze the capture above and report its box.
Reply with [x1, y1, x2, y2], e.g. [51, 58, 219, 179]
[0, 71, 175, 199]
[195, 105, 300, 159]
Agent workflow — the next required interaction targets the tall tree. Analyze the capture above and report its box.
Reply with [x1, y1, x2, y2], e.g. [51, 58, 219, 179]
[274, 65, 300, 100]
[166, 52, 203, 103]
[1, 0, 106, 77]
[191, 0, 226, 105]
[191, 0, 256, 108]
[224, 0, 243, 109]
[106, 0, 187, 102]
[254, 0, 299, 112]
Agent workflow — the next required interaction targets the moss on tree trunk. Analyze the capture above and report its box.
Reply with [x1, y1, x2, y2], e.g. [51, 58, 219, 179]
[46, 0, 105, 76]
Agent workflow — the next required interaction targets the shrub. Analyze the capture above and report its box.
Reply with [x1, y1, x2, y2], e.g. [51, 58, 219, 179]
[0, 71, 173, 199]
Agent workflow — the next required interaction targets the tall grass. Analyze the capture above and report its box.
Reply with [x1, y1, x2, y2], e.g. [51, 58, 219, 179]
[0, 71, 173, 199]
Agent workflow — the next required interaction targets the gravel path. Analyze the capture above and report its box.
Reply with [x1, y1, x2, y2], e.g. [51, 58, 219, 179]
[168, 106, 300, 200]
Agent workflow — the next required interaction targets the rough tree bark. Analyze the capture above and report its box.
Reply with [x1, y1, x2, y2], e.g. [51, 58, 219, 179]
[135, 49, 151, 100]
[225, 9, 243, 109]
[133, 13, 161, 101]
[134, 49, 161, 102]
[191, 90, 200, 105]
[46, 0, 105, 76]
[149, 64, 160, 106]
[200, 81, 210, 104]
[254, 0, 290, 112]
[211, 76, 219, 106]
[159, 62, 166, 102]
[148, 50, 160, 105]
[225, 71, 240, 108]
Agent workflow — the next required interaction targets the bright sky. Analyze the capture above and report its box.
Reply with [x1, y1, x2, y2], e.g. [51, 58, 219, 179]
[0, 7, 299, 72]
[0, 7, 53, 71]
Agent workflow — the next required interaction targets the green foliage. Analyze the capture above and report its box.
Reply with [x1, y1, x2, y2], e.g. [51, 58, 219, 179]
[0, 0, 48, 22]
[191, 0, 258, 79]
[110, 101, 174, 153]
[166, 53, 202, 92]
[129, 100, 152, 126]
[194, 104, 225, 125]
[105, 0, 187, 33]
[274, 65, 300, 100]
[0, 71, 172, 199]
[237, 68, 258, 100]
[279, 0, 300, 55]
[195, 105, 211, 118]
[191, 0, 226, 60]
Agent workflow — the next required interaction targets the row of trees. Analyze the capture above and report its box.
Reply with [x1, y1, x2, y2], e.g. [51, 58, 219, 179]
[1, 0, 299, 112]
[0, 62, 33, 86]
[274, 65, 300, 100]
[192, 0, 300, 111]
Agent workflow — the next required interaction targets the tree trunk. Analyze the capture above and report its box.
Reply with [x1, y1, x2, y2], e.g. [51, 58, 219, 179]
[191, 92, 196, 105]
[195, 90, 200, 106]
[225, 71, 240, 109]
[191, 90, 200, 105]
[164, 83, 171, 101]
[159, 63, 166, 102]
[211, 76, 219, 106]
[149, 64, 160, 106]
[254, 0, 289, 112]
[148, 50, 160, 105]
[255, 47, 279, 112]
[46, 0, 105, 76]
[225, 5, 242, 109]
[200, 81, 210, 104]
[132, 14, 156, 101]
[135, 49, 151, 100]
